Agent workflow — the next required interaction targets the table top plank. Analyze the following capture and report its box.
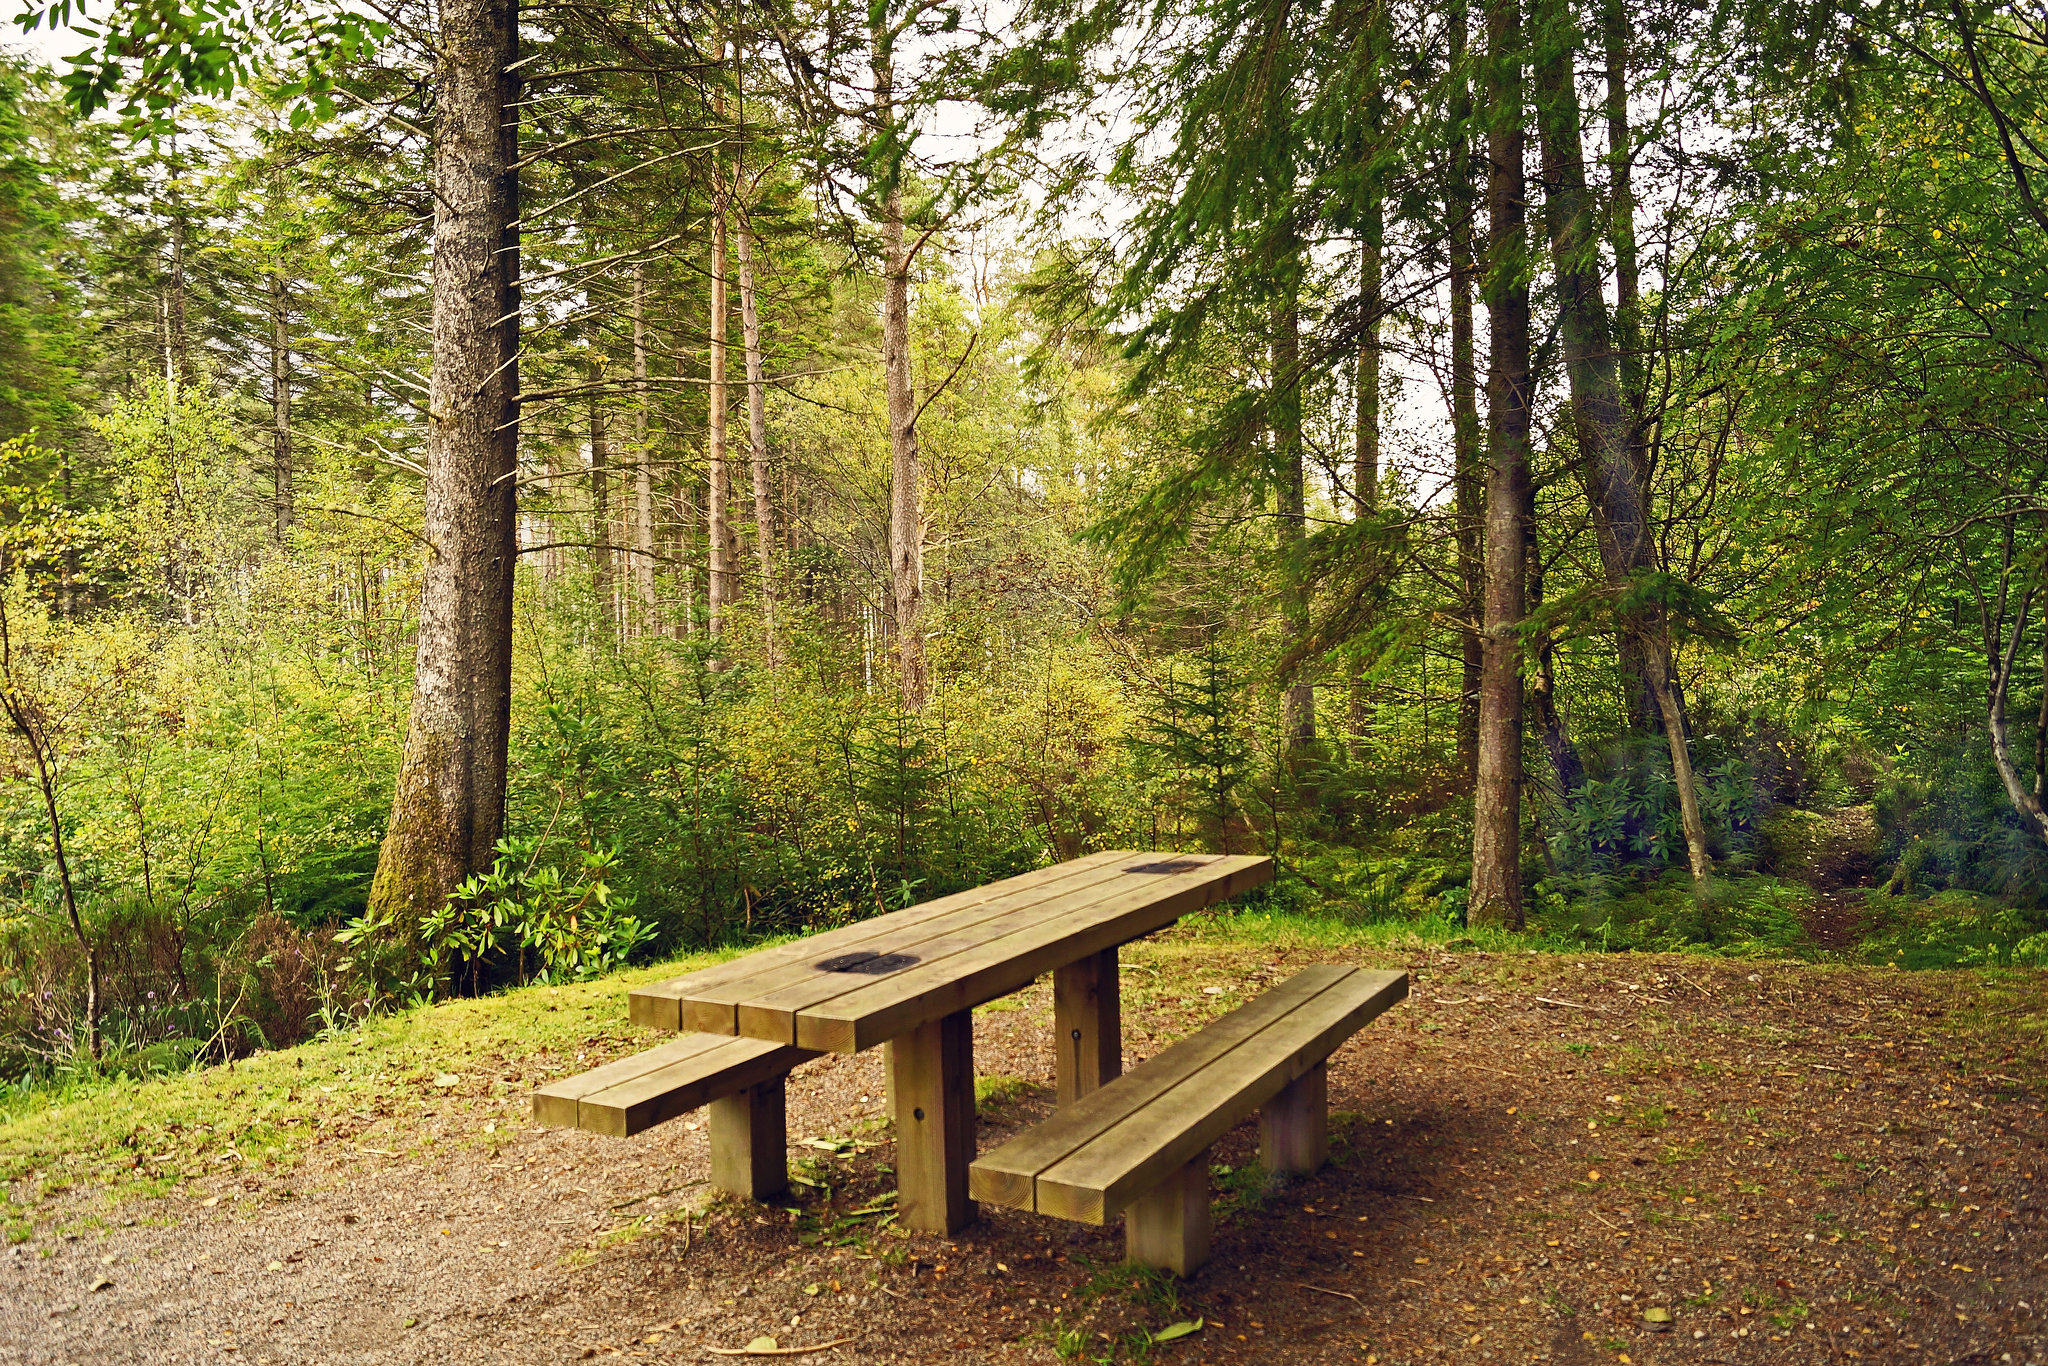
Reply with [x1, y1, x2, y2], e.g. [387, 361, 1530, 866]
[966, 966, 1351, 1211]
[1035, 968, 1408, 1223]
[630, 851, 1132, 1031]
[703, 858, 1149, 1036]
[729, 864, 1186, 1043]
[794, 855, 1273, 1052]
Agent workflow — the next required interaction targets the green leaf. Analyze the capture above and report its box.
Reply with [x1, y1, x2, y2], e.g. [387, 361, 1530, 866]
[1153, 1317, 1203, 1342]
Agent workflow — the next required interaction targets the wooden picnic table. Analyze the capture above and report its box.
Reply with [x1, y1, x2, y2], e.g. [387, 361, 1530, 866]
[628, 850, 1273, 1232]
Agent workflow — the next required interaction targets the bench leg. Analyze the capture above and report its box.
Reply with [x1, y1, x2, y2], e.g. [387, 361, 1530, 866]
[889, 1010, 977, 1233]
[1260, 1059, 1328, 1175]
[1054, 948, 1122, 1107]
[709, 1078, 788, 1202]
[1124, 1148, 1211, 1276]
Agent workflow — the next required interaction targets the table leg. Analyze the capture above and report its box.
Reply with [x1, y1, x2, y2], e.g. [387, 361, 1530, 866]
[1054, 947, 1122, 1106]
[888, 1010, 977, 1233]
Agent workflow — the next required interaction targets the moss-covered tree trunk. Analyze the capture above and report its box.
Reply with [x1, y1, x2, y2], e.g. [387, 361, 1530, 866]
[1532, 0, 1710, 894]
[367, 0, 521, 929]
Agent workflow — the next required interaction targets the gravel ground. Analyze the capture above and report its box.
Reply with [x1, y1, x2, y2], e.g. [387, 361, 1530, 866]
[4, 935, 2044, 1366]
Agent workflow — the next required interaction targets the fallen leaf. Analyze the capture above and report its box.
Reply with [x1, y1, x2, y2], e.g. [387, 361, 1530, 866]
[266, 1261, 284, 1272]
[749, 1339, 779, 1353]
[1154, 1318, 1203, 1343]
[87, 1278, 112, 1293]
[1643, 1307, 1674, 1331]
[433, 1073, 459, 1087]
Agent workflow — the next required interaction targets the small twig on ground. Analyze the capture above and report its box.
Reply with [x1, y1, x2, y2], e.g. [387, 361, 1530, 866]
[1293, 1282, 1360, 1301]
[704, 1338, 854, 1357]
[610, 1180, 706, 1210]
[1535, 996, 1600, 1012]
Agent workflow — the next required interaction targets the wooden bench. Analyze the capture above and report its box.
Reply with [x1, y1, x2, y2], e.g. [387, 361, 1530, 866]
[532, 1033, 816, 1200]
[968, 965, 1407, 1274]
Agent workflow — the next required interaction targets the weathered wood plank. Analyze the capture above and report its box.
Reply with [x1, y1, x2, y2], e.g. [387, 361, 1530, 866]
[533, 1035, 816, 1138]
[730, 862, 1168, 1043]
[705, 854, 1159, 1038]
[797, 855, 1276, 1053]
[1035, 969, 1407, 1222]
[967, 966, 1349, 1210]
[628, 852, 1132, 1031]
[529, 1032, 735, 1128]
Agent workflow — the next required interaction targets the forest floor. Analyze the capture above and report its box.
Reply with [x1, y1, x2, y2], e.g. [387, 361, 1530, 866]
[3, 915, 2045, 1366]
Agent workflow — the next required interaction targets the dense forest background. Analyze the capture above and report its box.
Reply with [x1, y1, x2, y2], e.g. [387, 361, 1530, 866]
[0, 0, 2043, 1083]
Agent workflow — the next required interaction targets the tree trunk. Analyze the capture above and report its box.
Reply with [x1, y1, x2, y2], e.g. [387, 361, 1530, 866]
[874, 30, 926, 711]
[1532, 0, 1711, 893]
[590, 399, 613, 621]
[738, 206, 778, 664]
[632, 265, 658, 630]
[1987, 589, 2048, 841]
[1273, 261, 1314, 751]
[1471, 0, 1532, 931]
[367, 0, 521, 930]
[1527, 530, 1585, 797]
[168, 185, 193, 390]
[1449, 0, 1484, 786]
[706, 173, 733, 647]
[268, 272, 292, 543]
[2033, 623, 2046, 800]
[1347, 213, 1381, 754]
[1600, 0, 1648, 489]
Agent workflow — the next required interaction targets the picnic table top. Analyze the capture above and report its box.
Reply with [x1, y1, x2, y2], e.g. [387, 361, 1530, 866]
[629, 850, 1274, 1053]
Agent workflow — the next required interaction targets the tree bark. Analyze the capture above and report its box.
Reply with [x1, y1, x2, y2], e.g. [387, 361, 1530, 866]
[1273, 257, 1314, 751]
[1347, 213, 1382, 754]
[168, 174, 193, 390]
[367, 0, 521, 930]
[1471, 0, 1532, 931]
[1532, 0, 1711, 892]
[706, 172, 733, 647]
[874, 29, 926, 711]
[1449, 0, 1484, 786]
[632, 265, 657, 630]
[268, 272, 292, 543]
[1600, 0, 1648, 489]
[1988, 588, 2048, 841]
[590, 399, 613, 622]
[738, 206, 777, 664]
[1527, 531, 1585, 797]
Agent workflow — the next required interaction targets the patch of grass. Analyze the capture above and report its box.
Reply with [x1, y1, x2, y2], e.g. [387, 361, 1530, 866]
[1074, 1259, 1182, 1319]
[975, 1073, 1035, 1114]
[0, 951, 724, 1203]
[1212, 1159, 1277, 1215]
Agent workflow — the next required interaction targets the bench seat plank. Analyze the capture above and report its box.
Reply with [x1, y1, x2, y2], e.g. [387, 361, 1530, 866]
[971, 967, 1407, 1224]
[967, 966, 1351, 1209]
[532, 1034, 817, 1137]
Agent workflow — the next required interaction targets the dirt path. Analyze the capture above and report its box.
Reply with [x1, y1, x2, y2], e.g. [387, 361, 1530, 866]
[4, 940, 2044, 1365]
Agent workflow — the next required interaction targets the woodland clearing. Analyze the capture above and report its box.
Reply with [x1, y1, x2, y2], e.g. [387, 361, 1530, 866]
[4, 916, 2043, 1366]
